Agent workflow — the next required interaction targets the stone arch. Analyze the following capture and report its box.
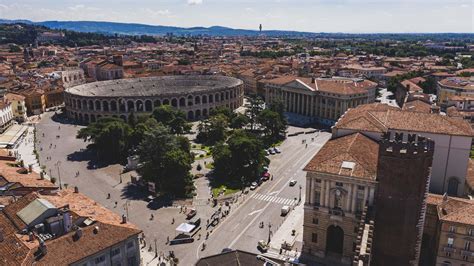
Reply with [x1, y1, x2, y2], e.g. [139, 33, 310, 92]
[145, 100, 153, 112]
[84, 114, 89, 123]
[202, 95, 208, 104]
[225, 91, 229, 100]
[221, 92, 225, 101]
[202, 108, 208, 117]
[154, 99, 161, 108]
[195, 109, 201, 119]
[119, 100, 126, 112]
[90, 114, 96, 123]
[119, 115, 127, 122]
[73, 99, 77, 108]
[326, 225, 344, 255]
[95, 100, 101, 111]
[163, 99, 170, 105]
[209, 94, 214, 103]
[110, 100, 117, 111]
[187, 110, 194, 120]
[74, 112, 78, 121]
[88, 100, 93, 111]
[78, 113, 83, 122]
[81, 100, 86, 110]
[179, 97, 186, 107]
[97, 115, 102, 120]
[187, 95, 193, 106]
[102, 101, 109, 111]
[171, 98, 178, 108]
[127, 100, 135, 111]
[447, 177, 460, 196]
[195, 95, 201, 105]
[136, 100, 144, 112]
[215, 93, 220, 102]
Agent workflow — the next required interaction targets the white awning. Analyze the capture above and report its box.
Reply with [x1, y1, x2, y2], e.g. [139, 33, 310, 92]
[0, 124, 28, 148]
[175, 223, 195, 233]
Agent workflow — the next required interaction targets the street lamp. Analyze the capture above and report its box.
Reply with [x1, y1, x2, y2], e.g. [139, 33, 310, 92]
[268, 222, 272, 244]
[55, 160, 62, 190]
[299, 185, 302, 204]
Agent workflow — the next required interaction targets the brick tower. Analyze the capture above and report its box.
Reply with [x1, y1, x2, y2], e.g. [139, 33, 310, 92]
[372, 132, 434, 266]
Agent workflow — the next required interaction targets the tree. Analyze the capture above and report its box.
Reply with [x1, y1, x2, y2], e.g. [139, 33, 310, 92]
[230, 113, 250, 129]
[77, 117, 133, 162]
[196, 114, 228, 145]
[212, 130, 267, 185]
[257, 109, 286, 145]
[245, 94, 264, 131]
[137, 124, 194, 197]
[152, 105, 191, 134]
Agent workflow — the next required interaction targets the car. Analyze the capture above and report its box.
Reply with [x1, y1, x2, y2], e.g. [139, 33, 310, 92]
[263, 166, 269, 172]
[289, 180, 297, 186]
[265, 150, 270, 155]
[261, 172, 270, 181]
[250, 182, 258, 190]
[269, 148, 276, 155]
[257, 240, 269, 252]
[221, 248, 233, 253]
[256, 178, 263, 185]
[186, 208, 197, 219]
[274, 147, 281, 153]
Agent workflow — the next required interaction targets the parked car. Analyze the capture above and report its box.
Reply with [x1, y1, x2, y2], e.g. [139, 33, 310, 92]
[281, 206, 290, 216]
[257, 240, 269, 252]
[250, 182, 258, 190]
[265, 150, 270, 155]
[274, 147, 281, 153]
[186, 208, 197, 219]
[289, 180, 297, 186]
[263, 166, 269, 172]
[269, 148, 276, 155]
[261, 172, 270, 181]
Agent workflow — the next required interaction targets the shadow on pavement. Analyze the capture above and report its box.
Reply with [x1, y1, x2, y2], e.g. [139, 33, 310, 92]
[120, 183, 173, 210]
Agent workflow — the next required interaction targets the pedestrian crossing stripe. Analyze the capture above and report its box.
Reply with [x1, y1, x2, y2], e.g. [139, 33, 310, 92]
[251, 193, 297, 206]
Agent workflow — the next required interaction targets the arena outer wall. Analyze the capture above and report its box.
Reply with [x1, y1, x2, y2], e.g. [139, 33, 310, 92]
[64, 75, 244, 123]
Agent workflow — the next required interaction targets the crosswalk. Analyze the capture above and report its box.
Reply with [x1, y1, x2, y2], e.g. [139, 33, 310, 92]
[251, 193, 298, 206]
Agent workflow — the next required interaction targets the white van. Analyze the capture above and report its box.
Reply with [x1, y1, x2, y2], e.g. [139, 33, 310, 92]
[281, 206, 290, 216]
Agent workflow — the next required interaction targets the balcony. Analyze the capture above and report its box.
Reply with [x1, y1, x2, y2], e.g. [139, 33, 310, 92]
[460, 250, 474, 257]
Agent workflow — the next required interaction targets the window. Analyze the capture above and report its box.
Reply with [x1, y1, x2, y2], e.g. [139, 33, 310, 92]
[447, 237, 454, 247]
[449, 226, 456, 233]
[357, 185, 364, 190]
[315, 179, 321, 183]
[312, 233, 318, 243]
[127, 241, 134, 249]
[111, 248, 121, 257]
[465, 241, 471, 251]
[468, 229, 473, 236]
[95, 255, 105, 264]
[312, 218, 318, 224]
[314, 191, 321, 206]
[335, 182, 343, 187]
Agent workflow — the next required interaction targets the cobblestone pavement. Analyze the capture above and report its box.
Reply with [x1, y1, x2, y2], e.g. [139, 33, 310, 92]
[35, 112, 219, 266]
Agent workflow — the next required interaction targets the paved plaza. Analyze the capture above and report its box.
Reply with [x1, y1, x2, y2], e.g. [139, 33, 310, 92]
[29, 111, 331, 265]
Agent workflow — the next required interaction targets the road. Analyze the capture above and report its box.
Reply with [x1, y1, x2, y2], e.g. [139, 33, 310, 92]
[198, 130, 331, 259]
[34, 111, 331, 265]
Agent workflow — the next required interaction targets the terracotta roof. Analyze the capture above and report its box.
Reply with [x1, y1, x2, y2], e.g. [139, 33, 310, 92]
[0, 161, 57, 190]
[437, 197, 474, 226]
[196, 250, 280, 266]
[336, 104, 473, 137]
[4, 93, 25, 102]
[304, 133, 379, 180]
[265, 76, 377, 95]
[402, 99, 432, 113]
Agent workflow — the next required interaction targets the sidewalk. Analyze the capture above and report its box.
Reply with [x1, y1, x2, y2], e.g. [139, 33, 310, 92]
[14, 126, 43, 174]
[267, 195, 305, 261]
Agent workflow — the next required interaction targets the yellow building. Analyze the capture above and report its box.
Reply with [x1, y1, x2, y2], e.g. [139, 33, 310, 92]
[438, 77, 474, 106]
[4, 92, 27, 122]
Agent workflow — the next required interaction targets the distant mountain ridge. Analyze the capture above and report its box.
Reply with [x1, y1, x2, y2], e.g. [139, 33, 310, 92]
[0, 19, 315, 37]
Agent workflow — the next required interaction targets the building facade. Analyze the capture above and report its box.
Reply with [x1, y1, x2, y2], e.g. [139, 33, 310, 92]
[438, 77, 474, 106]
[0, 101, 14, 133]
[64, 75, 244, 123]
[4, 93, 27, 122]
[303, 133, 378, 264]
[264, 76, 377, 126]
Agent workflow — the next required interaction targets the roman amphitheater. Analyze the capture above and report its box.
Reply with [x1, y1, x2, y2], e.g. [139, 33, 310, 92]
[64, 75, 244, 123]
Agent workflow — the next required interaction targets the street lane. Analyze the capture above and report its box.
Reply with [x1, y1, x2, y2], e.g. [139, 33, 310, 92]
[198, 131, 331, 258]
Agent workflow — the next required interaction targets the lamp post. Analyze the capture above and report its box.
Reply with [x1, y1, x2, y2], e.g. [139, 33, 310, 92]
[268, 222, 272, 244]
[299, 185, 302, 204]
[55, 160, 62, 189]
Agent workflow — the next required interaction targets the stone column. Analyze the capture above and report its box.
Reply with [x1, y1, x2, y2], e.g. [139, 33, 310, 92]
[325, 181, 330, 208]
[320, 179, 326, 207]
[351, 184, 357, 212]
[346, 183, 353, 212]
[306, 177, 311, 205]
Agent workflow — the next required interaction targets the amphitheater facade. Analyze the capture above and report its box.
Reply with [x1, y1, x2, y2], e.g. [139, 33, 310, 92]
[64, 75, 244, 123]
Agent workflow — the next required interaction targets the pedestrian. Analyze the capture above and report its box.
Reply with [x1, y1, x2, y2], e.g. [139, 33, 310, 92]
[171, 218, 175, 224]
[114, 201, 117, 208]
[107, 193, 110, 199]
[305, 144, 308, 148]
[150, 213, 154, 220]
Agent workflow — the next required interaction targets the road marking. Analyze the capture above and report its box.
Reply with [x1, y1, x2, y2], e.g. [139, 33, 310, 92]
[251, 193, 297, 206]
[248, 209, 264, 216]
[267, 191, 278, 196]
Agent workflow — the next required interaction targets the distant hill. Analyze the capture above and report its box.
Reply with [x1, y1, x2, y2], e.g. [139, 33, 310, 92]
[0, 19, 315, 37]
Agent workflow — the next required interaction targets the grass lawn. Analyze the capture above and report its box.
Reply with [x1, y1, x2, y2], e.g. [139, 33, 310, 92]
[192, 144, 212, 160]
[211, 185, 240, 197]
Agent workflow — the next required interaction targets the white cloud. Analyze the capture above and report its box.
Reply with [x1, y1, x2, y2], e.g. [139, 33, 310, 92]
[187, 0, 203, 5]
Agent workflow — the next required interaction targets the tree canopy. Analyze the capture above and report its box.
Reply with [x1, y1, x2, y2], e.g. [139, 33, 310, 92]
[152, 105, 191, 134]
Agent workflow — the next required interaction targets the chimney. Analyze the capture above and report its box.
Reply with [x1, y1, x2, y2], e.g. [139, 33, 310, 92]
[28, 164, 32, 173]
[28, 232, 34, 241]
[121, 214, 127, 224]
[430, 105, 440, 114]
[74, 186, 79, 193]
[38, 239, 47, 255]
[93, 226, 99, 234]
[311, 77, 315, 83]
[74, 228, 83, 240]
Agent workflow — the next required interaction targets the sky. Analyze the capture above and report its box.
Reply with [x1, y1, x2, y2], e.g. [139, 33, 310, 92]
[0, 0, 472, 33]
